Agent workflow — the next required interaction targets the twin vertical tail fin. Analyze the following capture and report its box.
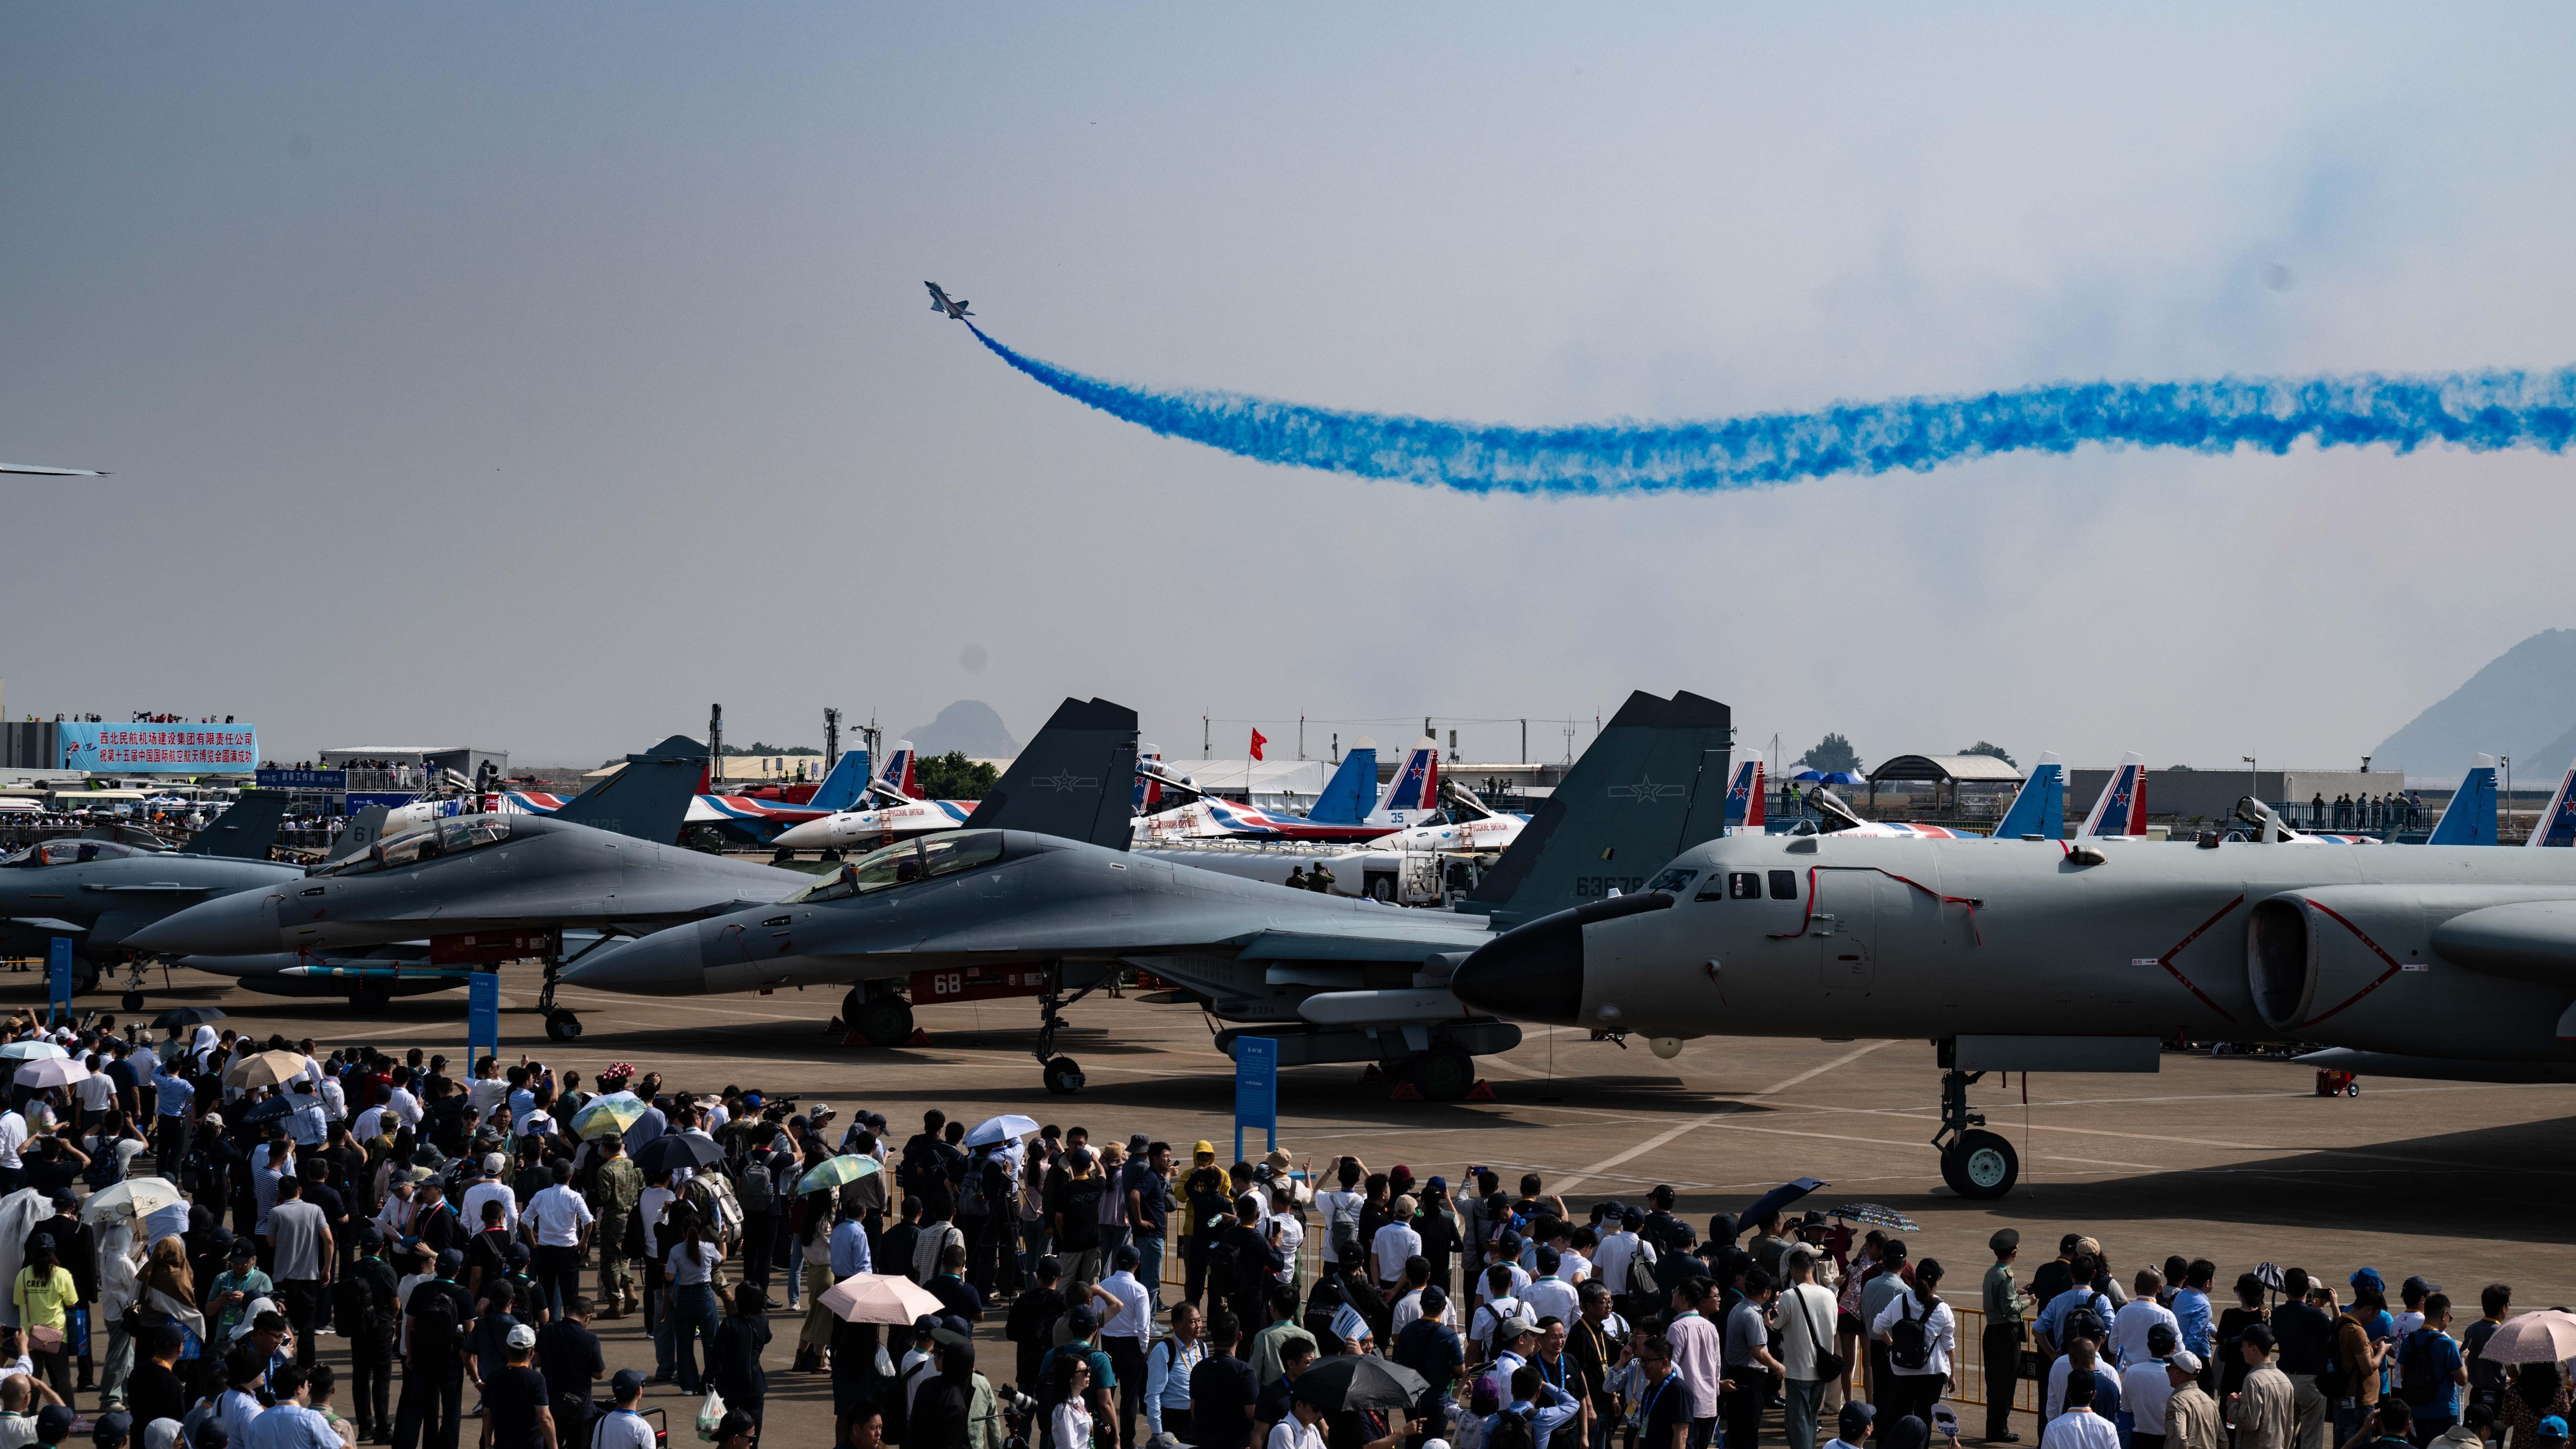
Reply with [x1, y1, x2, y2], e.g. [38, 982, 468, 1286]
[1463, 690, 1732, 928]
[1722, 759, 1767, 833]
[1371, 738, 1442, 824]
[960, 698, 1140, 851]
[2428, 754, 2500, 846]
[1307, 740, 1381, 826]
[2528, 760, 2576, 848]
[2079, 752, 2148, 837]
[556, 734, 709, 844]
[177, 792, 293, 859]
[878, 741, 920, 800]
[1993, 752, 2065, 840]
[804, 748, 872, 813]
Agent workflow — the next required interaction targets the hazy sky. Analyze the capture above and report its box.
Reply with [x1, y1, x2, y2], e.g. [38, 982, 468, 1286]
[5, 5, 2571, 774]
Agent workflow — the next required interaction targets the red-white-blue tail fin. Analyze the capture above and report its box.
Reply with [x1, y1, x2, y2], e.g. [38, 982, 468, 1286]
[1724, 759, 1767, 833]
[2529, 760, 2576, 848]
[2079, 752, 2148, 836]
[1369, 737, 1441, 824]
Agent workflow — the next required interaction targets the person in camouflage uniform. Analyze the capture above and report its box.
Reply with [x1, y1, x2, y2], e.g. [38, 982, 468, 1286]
[588, 1134, 643, 1317]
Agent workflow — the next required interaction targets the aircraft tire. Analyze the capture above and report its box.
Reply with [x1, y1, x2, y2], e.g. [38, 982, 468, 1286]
[1411, 1049, 1477, 1102]
[1042, 1056, 1085, 1095]
[121, 992, 145, 1014]
[855, 996, 914, 1049]
[1941, 1130, 2018, 1199]
[352, 984, 392, 1013]
[73, 965, 100, 997]
[545, 1009, 584, 1042]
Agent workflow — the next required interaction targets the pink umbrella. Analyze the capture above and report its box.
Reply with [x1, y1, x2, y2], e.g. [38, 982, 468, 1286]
[2479, 1310, 2576, 1364]
[818, 1272, 945, 1325]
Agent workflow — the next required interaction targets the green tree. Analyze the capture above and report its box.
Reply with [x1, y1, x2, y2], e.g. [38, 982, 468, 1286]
[915, 750, 1000, 800]
[1798, 733, 1861, 773]
[1958, 741, 2017, 768]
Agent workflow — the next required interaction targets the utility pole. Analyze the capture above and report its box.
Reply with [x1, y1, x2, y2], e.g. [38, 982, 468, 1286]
[2243, 756, 2257, 812]
[1298, 715, 1305, 760]
[1520, 719, 1526, 765]
[823, 708, 842, 773]
[1202, 713, 1210, 760]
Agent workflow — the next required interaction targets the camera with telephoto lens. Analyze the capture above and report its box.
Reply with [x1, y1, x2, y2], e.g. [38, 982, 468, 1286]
[996, 1383, 1040, 1449]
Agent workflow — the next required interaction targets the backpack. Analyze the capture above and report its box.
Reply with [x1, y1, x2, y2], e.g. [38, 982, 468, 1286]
[738, 1158, 775, 1216]
[1889, 1293, 1934, 1372]
[408, 1282, 464, 1359]
[2400, 1329, 2447, 1401]
[958, 1159, 990, 1220]
[83, 1141, 125, 1189]
[332, 1273, 383, 1340]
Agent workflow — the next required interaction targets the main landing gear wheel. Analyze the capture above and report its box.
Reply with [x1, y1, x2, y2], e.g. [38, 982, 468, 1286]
[545, 1009, 584, 1042]
[1042, 1056, 1086, 1095]
[73, 965, 100, 997]
[1940, 1130, 2019, 1199]
[121, 993, 145, 1014]
[1411, 1048, 1477, 1102]
[853, 994, 915, 1049]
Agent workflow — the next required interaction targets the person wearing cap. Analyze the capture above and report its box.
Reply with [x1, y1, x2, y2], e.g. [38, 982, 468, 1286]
[1181, 1143, 1228, 1311]
[29, 1403, 74, 1449]
[2330, 1279, 2390, 1449]
[2230, 1324, 2295, 1449]
[537, 1295, 604, 1445]
[2162, 1352, 2219, 1449]
[582, 1134, 642, 1320]
[459, 1154, 519, 1241]
[87, 1410, 130, 1449]
[591, 1371, 654, 1449]
[1981, 1229, 2030, 1444]
[338, 1227, 400, 1443]
[477, 1322, 551, 1449]
[2122, 1324, 2182, 1449]
[2396, 1292, 2468, 1442]
[1369, 1196, 1424, 1295]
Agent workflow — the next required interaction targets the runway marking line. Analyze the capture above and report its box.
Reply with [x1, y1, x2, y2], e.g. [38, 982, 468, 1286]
[1551, 1040, 1891, 1193]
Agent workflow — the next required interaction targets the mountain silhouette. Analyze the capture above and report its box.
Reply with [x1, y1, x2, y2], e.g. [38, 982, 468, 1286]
[2375, 628, 2576, 777]
[901, 700, 1021, 758]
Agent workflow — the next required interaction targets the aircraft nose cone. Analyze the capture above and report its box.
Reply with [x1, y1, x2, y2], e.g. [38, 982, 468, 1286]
[558, 928, 706, 994]
[769, 820, 829, 849]
[124, 890, 279, 956]
[1453, 910, 1587, 1025]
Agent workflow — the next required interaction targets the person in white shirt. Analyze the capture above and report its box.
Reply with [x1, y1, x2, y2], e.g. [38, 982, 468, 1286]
[1777, 1244, 1843, 1449]
[1267, 1389, 1328, 1449]
[351, 1105, 387, 1144]
[381, 1077, 422, 1129]
[0, 1106, 27, 1176]
[2122, 1324, 2181, 1448]
[2109, 1271, 2182, 1367]
[2041, 1369, 2120, 1449]
[73, 1060, 114, 1122]
[1371, 1198, 1424, 1288]
[1869, 1260, 1957, 1429]
[460, 1155, 519, 1235]
[1592, 1212, 1656, 1299]
[315, 1074, 346, 1124]
[1312, 1159, 1366, 1273]
[467, 1061, 508, 1118]
[1523, 1250, 1581, 1328]
[521, 1160, 596, 1319]
[1475, 1244, 1534, 1311]
[1092, 1247, 1156, 1445]
[1142, 1303, 1207, 1445]
[1469, 1264, 1527, 1356]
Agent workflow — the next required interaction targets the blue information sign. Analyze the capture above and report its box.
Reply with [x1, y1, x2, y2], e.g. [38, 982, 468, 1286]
[1233, 1034, 1278, 1163]
[46, 939, 72, 1026]
[256, 769, 347, 790]
[468, 971, 502, 1065]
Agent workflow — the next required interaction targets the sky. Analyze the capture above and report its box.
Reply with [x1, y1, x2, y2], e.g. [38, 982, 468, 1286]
[3, 5, 2572, 775]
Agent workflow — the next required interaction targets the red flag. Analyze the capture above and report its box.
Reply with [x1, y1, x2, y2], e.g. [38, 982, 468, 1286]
[1248, 728, 1268, 762]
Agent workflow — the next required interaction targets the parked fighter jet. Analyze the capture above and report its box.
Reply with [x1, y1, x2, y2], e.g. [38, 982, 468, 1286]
[1132, 745, 1414, 846]
[765, 743, 979, 851]
[563, 691, 1737, 1099]
[1451, 798, 2576, 1197]
[925, 283, 972, 320]
[125, 739, 807, 1040]
[1, 793, 296, 999]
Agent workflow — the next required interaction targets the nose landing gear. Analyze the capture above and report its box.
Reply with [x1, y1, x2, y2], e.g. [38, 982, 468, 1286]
[1933, 1050, 2020, 1199]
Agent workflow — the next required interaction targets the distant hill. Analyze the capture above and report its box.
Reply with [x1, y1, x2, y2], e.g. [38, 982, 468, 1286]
[2374, 628, 2576, 777]
[901, 700, 1020, 758]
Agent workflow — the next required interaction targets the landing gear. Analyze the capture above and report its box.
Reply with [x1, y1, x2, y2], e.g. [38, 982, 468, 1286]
[121, 993, 145, 1014]
[545, 1009, 583, 1042]
[842, 987, 915, 1049]
[1932, 1050, 2019, 1199]
[538, 933, 615, 1046]
[1410, 1048, 1477, 1102]
[351, 982, 392, 1013]
[72, 964, 100, 997]
[1033, 960, 1102, 1095]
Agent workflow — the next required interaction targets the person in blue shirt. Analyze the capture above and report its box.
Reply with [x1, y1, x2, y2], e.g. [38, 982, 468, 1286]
[2172, 1261, 2217, 1363]
[830, 1207, 873, 1278]
[149, 1062, 195, 1170]
[1496, 1363, 1583, 1449]
[2399, 1295, 2467, 1438]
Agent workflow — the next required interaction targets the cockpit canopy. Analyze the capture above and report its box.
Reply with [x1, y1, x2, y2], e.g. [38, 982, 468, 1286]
[0, 839, 148, 868]
[781, 830, 1006, 904]
[311, 814, 514, 878]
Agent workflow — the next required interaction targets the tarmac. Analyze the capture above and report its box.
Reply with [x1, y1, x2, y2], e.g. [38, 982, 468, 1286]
[46, 964, 2576, 1446]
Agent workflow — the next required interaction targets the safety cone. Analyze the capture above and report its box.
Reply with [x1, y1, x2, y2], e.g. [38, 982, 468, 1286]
[1462, 1080, 1497, 1101]
[1359, 1063, 1387, 1085]
[1388, 1081, 1423, 1101]
[905, 1028, 932, 1046]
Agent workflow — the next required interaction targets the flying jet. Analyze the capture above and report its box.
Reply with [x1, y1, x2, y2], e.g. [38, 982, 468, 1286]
[1450, 782, 2576, 1198]
[0, 792, 296, 1000]
[124, 738, 809, 1041]
[925, 283, 972, 320]
[561, 691, 1738, 1098]
[2, 463, 107, 476]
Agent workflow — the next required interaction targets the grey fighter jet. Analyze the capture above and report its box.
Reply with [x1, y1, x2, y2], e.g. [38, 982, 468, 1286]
[1451, 824, 2576, 1197]
[925, 282, 972, 320]
[562, 690, 1737, 1097]
[1, 792, 296, 1001]
[125, 739, 807, 1041]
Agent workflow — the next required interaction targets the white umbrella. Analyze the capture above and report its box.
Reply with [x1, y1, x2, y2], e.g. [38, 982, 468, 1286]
[0, 1042, 67, 1063]
[11, 1059, 89, 1089]
[964, 1114, 1040, 1148]
[818, 1272, 944, 1325]
[2479, 1309, 2576, 1364]
[78, 1177, 184, 1225]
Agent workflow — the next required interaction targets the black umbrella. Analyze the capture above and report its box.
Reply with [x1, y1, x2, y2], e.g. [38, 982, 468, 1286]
[1739, 1177, 1828, 1228]
[1291, 1353, 1429, 1413]
[636, 1133, 726, 1177]
[151, 1007, 226, 1030]
[242, 1095, 294, 1124]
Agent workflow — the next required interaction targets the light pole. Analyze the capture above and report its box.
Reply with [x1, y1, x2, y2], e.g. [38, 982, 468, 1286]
[2243, 756, 2258, 820]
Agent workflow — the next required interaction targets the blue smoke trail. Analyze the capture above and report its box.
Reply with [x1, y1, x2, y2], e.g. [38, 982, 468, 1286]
[966, 325, 2575, 494]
